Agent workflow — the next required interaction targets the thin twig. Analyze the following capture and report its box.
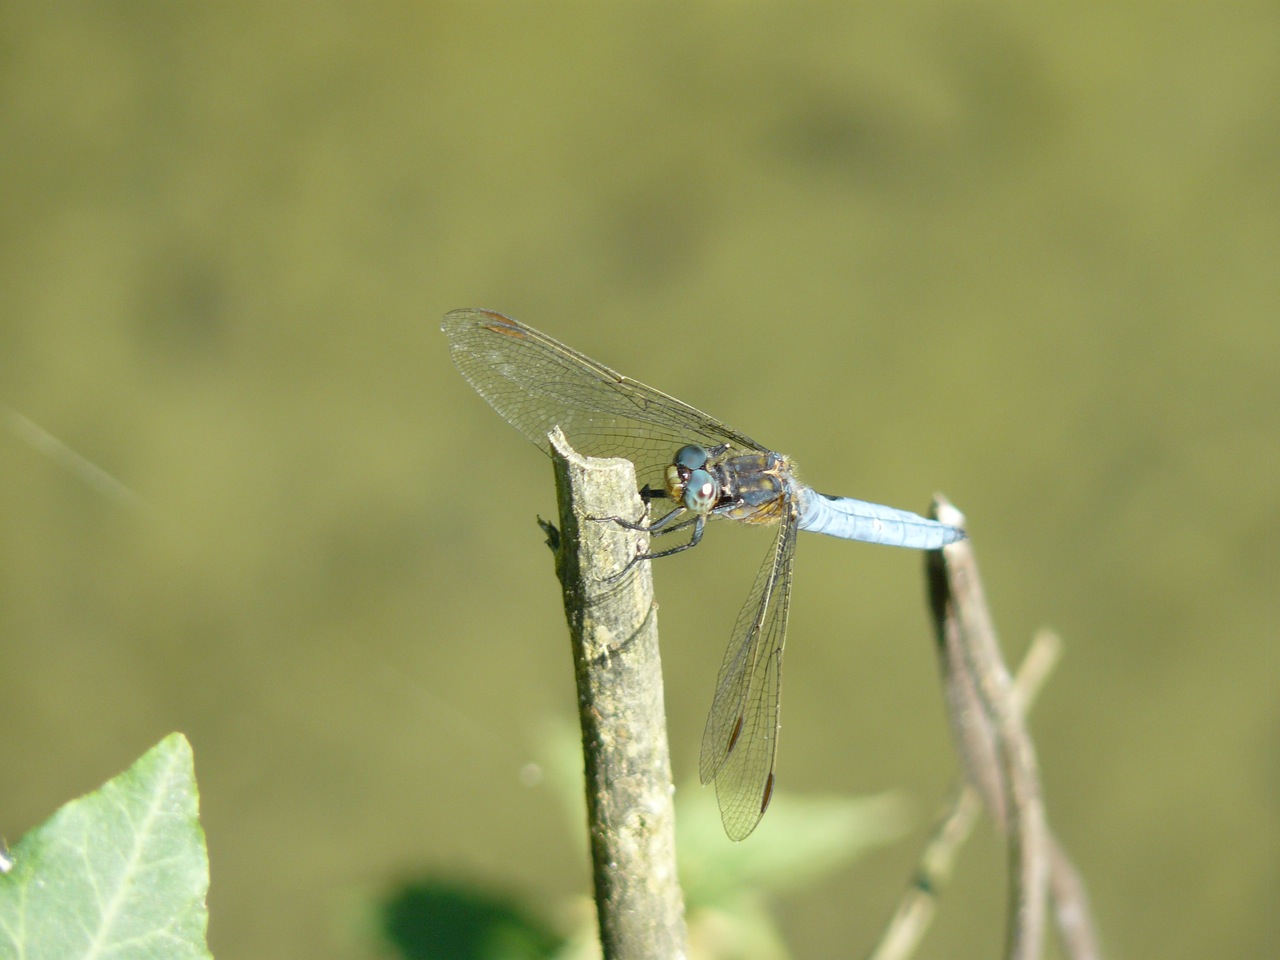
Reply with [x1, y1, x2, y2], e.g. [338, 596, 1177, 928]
[546, 429, 688, 960]
[4, 406, 153, 514]
[1045, 831, 1104, 960]
[917, 500, 1102, 960]
[1018, 644, 1103, 960]
[932, 499, 1050, 959]
[868, 630, 1062, 960]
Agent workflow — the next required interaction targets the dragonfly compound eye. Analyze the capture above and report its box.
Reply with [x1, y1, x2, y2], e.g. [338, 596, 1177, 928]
[682, 468, 719, 513]
[674, 444, 709, 470]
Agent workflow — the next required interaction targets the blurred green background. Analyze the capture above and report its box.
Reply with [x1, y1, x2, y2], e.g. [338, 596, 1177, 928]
[2, 4, 1276, 958]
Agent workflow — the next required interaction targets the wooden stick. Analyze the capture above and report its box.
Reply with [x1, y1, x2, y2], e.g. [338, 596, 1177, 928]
[546, 429, 688, 960]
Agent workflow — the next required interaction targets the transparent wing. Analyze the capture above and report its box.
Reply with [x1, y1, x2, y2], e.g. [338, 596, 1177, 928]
[699, 508, 798, 840]
[443, 308, 766, 492]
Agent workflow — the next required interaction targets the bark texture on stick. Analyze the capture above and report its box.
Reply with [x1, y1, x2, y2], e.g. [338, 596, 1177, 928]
[547, 429, 687, 960]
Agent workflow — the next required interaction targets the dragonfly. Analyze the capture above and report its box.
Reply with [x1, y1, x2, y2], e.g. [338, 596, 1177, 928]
[443, 308, 965, 840]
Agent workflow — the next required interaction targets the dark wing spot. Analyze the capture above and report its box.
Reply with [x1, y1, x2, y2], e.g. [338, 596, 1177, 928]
[479, 312, 525, 337]
[726, 715, 744, 755]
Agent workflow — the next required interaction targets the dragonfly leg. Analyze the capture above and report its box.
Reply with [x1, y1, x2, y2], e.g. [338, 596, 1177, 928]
[645, 516, 704, 543]
[639, 514, 705, 560]
[638, 483, 668, 503]
[600, 513, 649, 531]
[591, 501, 688, 534]
[603, 514, 706, 583]
[647, 507, 694, 535]
[592, 484, 673, 529]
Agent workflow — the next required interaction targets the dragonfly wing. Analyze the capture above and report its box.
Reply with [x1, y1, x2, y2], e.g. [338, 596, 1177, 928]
[699, 508, 798, 840]
[443, 309, 766, 492]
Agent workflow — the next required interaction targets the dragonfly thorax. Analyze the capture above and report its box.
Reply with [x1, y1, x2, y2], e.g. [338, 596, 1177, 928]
[665, 444, 721, 514]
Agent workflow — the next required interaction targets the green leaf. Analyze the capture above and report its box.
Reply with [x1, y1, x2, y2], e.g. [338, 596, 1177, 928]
[0, 733, 211, 960]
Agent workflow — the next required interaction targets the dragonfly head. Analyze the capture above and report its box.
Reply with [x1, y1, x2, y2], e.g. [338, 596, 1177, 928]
[665, 444, 720, 515]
